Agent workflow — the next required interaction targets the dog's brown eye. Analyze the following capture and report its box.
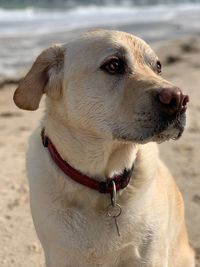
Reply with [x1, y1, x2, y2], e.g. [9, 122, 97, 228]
[157, 60, 162, 74]
[100, 58, 125, 75]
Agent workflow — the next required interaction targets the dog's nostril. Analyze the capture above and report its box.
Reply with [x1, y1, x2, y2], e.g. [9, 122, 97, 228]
[182, 95, 189, 107]
[180, 94, 189, 113]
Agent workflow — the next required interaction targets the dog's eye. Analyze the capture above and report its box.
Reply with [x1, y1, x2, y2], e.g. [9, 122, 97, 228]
[156, 60, 162, 74]
[100, 58, 125, 75]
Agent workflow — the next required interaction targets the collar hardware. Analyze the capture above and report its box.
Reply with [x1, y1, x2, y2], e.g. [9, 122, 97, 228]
[106, 180, 122, 236]
[41, 129, 134, 194]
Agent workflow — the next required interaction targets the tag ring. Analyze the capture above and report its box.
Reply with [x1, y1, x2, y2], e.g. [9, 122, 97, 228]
[106, 203, 122, 218]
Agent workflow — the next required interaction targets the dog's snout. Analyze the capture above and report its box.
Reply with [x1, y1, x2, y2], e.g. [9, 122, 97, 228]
[158, 88, 189, 115]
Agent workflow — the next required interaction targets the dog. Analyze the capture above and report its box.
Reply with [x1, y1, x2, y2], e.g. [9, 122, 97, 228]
[13, 30, 195, 267]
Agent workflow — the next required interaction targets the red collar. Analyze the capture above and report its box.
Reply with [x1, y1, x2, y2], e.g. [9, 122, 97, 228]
[41, 129, 133, 194]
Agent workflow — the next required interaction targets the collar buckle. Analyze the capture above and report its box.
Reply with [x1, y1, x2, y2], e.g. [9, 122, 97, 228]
[99, 181, 109, 193]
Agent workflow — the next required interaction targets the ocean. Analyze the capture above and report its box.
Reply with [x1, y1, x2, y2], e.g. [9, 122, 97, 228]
[0, 0, 200, 82]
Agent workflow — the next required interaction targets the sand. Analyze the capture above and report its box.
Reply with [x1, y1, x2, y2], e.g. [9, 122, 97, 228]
[0, 37, 199, 266]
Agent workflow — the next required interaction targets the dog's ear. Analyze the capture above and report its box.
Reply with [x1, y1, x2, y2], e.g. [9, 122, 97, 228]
[13, 45, 64, 110]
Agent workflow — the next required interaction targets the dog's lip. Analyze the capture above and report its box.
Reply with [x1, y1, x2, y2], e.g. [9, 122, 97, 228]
[153, 113, 186, 140]
[161, 110, 185, 125]
[140, 112, 186, 141]
[174, 129, 183, 139]
[111, 111, 186, 144]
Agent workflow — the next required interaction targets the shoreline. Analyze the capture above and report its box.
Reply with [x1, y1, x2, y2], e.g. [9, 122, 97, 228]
[0, 31, 199, 86]
[1, 2, 200, 84]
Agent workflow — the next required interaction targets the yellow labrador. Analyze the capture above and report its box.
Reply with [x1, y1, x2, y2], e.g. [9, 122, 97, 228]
[13, 30, 195, 267]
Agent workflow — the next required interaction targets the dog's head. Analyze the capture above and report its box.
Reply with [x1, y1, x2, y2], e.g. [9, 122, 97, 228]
[14, 30, 189, 144]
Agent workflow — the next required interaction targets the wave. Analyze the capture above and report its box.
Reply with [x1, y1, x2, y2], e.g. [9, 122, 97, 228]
[1, 3, 200, 37]
[1, 0, 200, 9]
[1, 2, 200, 81]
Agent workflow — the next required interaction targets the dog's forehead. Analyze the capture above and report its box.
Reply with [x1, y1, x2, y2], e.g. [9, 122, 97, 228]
[65, 30, 156, 64]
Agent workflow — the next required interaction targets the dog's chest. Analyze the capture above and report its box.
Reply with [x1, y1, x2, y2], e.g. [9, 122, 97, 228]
[52, 206, 128, 248]
[47, 202, 155, 262]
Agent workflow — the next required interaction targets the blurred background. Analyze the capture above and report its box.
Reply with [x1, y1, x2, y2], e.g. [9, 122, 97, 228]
[0, 0, 200, 266]
[1, 0, 200, 83]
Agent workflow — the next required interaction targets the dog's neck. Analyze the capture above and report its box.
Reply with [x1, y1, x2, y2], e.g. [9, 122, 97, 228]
[44, 116, 139, 181]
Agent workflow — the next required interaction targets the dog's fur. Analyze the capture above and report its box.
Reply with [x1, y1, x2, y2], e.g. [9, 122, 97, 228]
[14, 30, 195, 267]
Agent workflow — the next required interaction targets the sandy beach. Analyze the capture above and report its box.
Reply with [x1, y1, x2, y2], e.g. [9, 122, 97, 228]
[0, 36, 200, 266]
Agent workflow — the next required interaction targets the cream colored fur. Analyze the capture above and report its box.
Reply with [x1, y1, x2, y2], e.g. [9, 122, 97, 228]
[14, 30, 195, 267]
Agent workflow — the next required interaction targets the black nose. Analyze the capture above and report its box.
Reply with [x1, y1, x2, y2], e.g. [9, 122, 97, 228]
[158, 87, 189, 115]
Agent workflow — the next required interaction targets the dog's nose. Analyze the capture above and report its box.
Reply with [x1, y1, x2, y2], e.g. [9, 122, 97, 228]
[158, 87, 189, 115]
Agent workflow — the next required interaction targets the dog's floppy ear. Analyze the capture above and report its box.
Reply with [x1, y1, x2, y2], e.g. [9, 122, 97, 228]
[13, 45, 64, 110]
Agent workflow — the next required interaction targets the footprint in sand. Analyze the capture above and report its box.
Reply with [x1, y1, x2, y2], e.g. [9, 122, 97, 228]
[193, 195, 200, 206]
[0, 111, 22, 118]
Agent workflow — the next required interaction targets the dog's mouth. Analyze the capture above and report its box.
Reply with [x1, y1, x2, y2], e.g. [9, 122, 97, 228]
[112, 112, 186, 144]
[150, 112, 186, 142]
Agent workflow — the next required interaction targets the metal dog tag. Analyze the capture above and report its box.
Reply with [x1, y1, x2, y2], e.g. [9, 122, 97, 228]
[106, 180, 122, 236]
